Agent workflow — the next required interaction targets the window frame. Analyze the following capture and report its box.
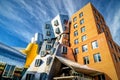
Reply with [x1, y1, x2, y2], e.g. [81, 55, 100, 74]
[73, 17, 77, 22]
[35, 59, 42, 67]
[74, 39, 79, 45]
[82, 44, 88, 52]
[79, 12, 83, 18]
[81, 35, 87, 41]
[83, 56, 89, 64]
[93, 53, 101, 62]
[74, 23, 78, 29]
[74, 48, 79, 55]
[81, 26, 85, 33]
[92, 40, 98, 49]
[74, 30, 78, 36]
[80, 19, 84, 25]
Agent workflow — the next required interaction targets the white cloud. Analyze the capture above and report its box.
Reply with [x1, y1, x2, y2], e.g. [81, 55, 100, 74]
[109, 8, 120, 45]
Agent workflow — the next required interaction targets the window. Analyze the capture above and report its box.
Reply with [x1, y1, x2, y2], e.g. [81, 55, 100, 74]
[80, 19, 84, 25]
[50, 48, 56, 55]
[74, 23, 78, 29]
[83, 56, 89, 64]
[82, 45, 88, 52]
[8, 66, 15, 78]
[74, 48, 79, 54]
[114, 45, 118, 52]
[74, 30, 78, 36]
[113, 54, 118, 62]
[79, 12, 83, 18]
[54, 20, 59, 26]
[119, 48, 120, 53]
[35, 59, 42, 67]
[95, 15, 98, 21]
[97, 23, 100, 29]
[45, 24, 50, 29]
[63, 19, 68, 25]
[63, 34, 68, 39]
[92, 40, 98, 49]
[46, 57, 52, 65]
[2, 65, 15, 78]
[74, 39, 79, 44]
[55, 28, 61, 34]
[81, 26, 85, 33]
[26, 74, 35, 80]
[94, 53, 101, 62]
[46, 45, 51, 50]
[101, 28, 104, 32]
[106, 31, 109, 37]
[98, 74, 105, 80]
[81, 35, 87, 41]
[61, 46, 67, 54]
[47, 38, 52, 43]
[46, 31, 51, 36]
[39, 73, 47, 80]
[64, 26, 67, 31]
[100, 20, 102, 25]
[108, 41, 113, 48]
[2, 65, 11, 77]
[119, 57, 120, 61]
[73, 17, 77, 22]
[40, 51, 46, 57]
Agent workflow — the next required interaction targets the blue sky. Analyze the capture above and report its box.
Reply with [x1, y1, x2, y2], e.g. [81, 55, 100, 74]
[0, 0, 120, 48]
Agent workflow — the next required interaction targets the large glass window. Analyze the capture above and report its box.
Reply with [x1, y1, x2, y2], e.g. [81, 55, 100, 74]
[92, 40, 98, 49]
[98, 74, 105, 80]
[47, 38, 52, 43]
[35, 59, 42, 67]
[74, 30, 78, 36]
[39, 73, 47, 80]
[97, 23, 100, 29]
[81, 26, 85, 33]
[2, 65, 15, 78]
[108, 41, 113, 48]
[46, 57, 52, 65]
[113, 54, 118, 62]
[50, 48, 56, 55]
[40, 51, 46, 57]
[94, 53, 101, 62]
[80, 19, 84, 25]
[55, 28, 61, 34]
[82, 45, 88, 52]
[46, 31, 51, 36]
[61, 46, 67, 54]
[83, 56, 89, 64]
[95, 15, 98, 21]
[74, 23, 78, 29]
[74, 39, 79, 44]
[26, 74, 35, 80]
[81, 35, 87, 41]
[73, 17, 77, 22]
[79, 12, 83, 18]
[46, 45, 51, 50]
[119, 48, 120, 53]
[74, 48, 79, 54]
[54, 20, 59, 26]
[45, 24, 50, 29]
[119, 57, 120, 62]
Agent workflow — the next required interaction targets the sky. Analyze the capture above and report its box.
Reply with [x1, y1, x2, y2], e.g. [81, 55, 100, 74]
[0, 0, 120, 48]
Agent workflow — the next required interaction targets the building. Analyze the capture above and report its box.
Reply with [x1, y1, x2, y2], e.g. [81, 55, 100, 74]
[19, 2, 120, 80]
[70, 2, 120, 80]
[21, 33, 43, 68]
[21, 14, 104, 80]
